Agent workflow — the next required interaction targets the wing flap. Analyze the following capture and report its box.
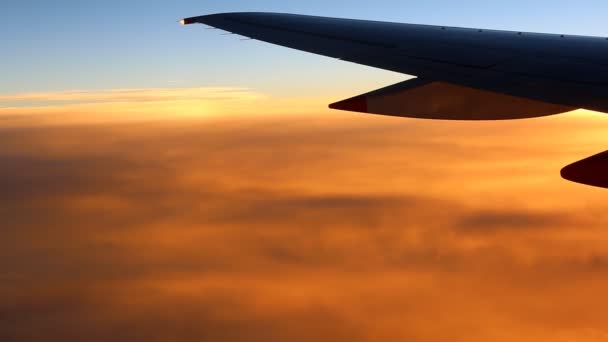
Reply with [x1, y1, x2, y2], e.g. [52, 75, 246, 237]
[330, 78, 575, 120]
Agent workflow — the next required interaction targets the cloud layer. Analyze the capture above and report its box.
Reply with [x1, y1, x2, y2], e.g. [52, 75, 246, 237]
[0, 87, 335, 126]
[2, 110, 608, 341]
[0, 87, 262, 104]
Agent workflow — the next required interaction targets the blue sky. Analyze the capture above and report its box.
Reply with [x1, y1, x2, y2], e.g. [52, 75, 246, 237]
[3, 0, 608, 96]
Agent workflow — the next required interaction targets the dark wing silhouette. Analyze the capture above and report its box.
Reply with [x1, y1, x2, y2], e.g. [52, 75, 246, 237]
[562, 151, 608, 189]
[183, 12, 608, 188]
[183, 12, 608, 119]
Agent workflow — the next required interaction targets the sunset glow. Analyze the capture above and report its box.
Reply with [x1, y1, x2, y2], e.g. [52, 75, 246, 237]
[2, 104, 608, 341]
[4, 1, 608, 341]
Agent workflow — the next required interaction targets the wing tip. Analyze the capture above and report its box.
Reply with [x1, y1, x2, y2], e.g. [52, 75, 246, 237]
[180, 13, 246, 26]
[180, 16, 203, 25]
[329, 96, 368, 113]
[561, 150, 608, 188]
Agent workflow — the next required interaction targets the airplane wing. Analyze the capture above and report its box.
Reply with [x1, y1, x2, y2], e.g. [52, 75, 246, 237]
[183, 12, 608, 188]
[182, 12, 608, 120]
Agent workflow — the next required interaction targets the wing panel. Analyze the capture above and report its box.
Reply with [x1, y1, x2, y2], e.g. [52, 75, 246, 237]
[186, 13, 516, 77]
[492, 57, 608, 86]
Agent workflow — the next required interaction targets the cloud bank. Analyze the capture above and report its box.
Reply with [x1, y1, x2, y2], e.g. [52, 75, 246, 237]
[1, 109, 608, 341]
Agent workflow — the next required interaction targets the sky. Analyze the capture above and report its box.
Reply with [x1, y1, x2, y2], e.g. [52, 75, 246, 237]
[3, 1, 608, 341]
[4, 0, 608, 95]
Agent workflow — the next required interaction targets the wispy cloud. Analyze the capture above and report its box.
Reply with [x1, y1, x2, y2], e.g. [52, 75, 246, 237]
[0, 87, 263, 105]
[0, 87, 337, 126]
[0, 87, 266, 124]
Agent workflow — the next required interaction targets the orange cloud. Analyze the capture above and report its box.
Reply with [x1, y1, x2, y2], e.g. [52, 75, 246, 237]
[0, 87, 337, 126]
[4, 73, 608, 342]
[0, 87, 267, 125]
[3, 111, 608, 341]
[0, 87, 262, 103]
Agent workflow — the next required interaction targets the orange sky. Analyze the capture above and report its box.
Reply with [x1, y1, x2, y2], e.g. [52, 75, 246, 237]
[2, 90, 608, 341]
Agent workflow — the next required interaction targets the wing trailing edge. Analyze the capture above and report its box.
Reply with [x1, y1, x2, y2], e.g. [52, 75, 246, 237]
[330, 78, 575, 120]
